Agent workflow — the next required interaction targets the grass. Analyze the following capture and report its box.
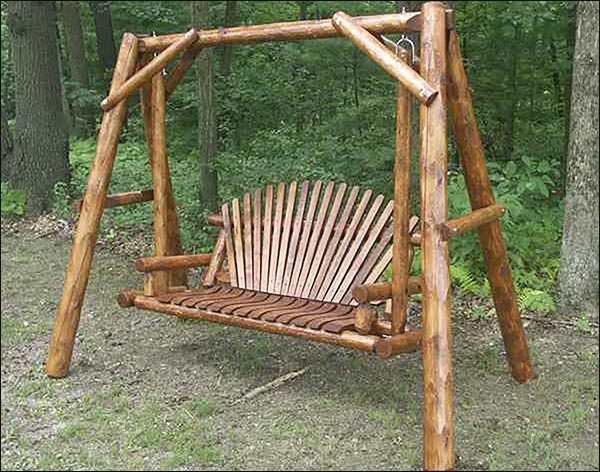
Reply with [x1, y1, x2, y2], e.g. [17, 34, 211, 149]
[1, 232, 598, 471]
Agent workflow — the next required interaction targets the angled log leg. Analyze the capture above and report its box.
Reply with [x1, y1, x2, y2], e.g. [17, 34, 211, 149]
[47, 34, 139, 378]
[447, 29, 535, 384]
[139, 60, 187, 288]
[420, 3, 454, 470]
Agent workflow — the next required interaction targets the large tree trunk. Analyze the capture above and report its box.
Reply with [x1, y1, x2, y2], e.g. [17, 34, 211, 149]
[90, 1, 116, 80]
[7, 1, 69, 214]
[1, 100, 14, 183]
[220, 1, 238, 77]
[558, 1, 599, 318]
[193, 1, 218, 212]
[61, 1, 89, 87]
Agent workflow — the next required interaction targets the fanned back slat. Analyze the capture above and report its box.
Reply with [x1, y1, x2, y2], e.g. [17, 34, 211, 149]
[331, 201, 395, 303]
[260, 185, 274, 292]
[281, 181, 310, 294]
[222, 181, 403, 306]
[231, 198, 245, 288]
[252, 189, 262, 290]
[294, 182, 335, 297]
[309, 186, 359, 299]
[268, 183, 286, 292]
[221, 203, 238, 286]
[274, 182, 297, 292]
[288, 181, 323, 295]
[243, 193, 254, 289]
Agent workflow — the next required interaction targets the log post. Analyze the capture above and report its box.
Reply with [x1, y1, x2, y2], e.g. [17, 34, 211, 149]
[419, 3, 454, 470]
[446, 29, 535, 383]
[147, 72, 172, 295]
[392, 48, 413, 334]
[139, 57, 187, 288]
[47, 34, 139, 378]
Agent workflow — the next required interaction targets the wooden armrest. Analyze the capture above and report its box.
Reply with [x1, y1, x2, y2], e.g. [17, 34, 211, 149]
[353, 278, 421, 303]
[135, 253, 212, 272]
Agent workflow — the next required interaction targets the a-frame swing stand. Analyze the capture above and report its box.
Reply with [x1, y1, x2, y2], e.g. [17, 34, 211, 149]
[47, 3, 535, 470]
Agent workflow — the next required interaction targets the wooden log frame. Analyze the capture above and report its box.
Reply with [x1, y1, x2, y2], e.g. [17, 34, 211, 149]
[101, 29, 198, 111]
[447, 29, 535, 384]
[419, 3, 454, 470]
[138, 10, 455, 52]
[47, 33, 139, 378]
[332, 12, 437, 105]
[135, 253, 212, 272]
[440, 203, 505, 241]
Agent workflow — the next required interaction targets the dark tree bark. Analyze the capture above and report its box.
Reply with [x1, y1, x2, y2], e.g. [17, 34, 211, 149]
[90, 1, 116, 79]
[193, 1, 218, 212]
[7, 1, 69, 213]
[61, 1, 89, 87]
[558, 1, 599, 318]
[220, 1, 238, 77]
[1, 101, 14, 183]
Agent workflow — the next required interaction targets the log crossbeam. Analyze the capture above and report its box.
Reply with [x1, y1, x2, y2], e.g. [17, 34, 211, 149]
[73, 189, 154, 213]
[135, 253, 212, 272]
[440, 203, 505, 240]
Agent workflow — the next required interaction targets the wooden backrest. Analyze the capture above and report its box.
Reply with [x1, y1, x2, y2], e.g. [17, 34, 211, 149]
[221, 181, 415, 305]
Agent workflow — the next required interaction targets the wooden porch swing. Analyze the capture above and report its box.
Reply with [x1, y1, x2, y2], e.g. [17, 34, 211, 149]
[47, 3, 535, 470]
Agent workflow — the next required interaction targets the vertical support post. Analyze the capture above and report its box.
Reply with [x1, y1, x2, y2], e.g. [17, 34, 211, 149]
[147, 72, 172, 295]
[419, 3, 454, 470]
[47, 34, 139, 378]
[392, 49, 413, 334]
[139, 56, 187, 288]
[446, 29, 535, 383]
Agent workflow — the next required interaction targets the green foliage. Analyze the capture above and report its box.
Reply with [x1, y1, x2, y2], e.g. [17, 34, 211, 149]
[1, 182, 27, 216]
[518, 288, 556, 314]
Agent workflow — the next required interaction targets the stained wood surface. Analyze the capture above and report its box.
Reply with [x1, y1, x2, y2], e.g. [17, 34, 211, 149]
[220, 181, 403, 304]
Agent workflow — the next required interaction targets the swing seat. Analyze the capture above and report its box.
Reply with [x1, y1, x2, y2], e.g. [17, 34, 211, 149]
[124, 180, 422, 357]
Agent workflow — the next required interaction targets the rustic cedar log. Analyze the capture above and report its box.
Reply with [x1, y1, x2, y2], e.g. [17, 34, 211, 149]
[138, 12, 455, 52]
[353, 278, 421, 303]
[440, 204, 505, 241]
[203, 229, 226, 286]
[215, 270, 231, 284]
[101, 29, 198, 111]
[165, 49, 200, 98]
[447, 29, 535, 383]
[354, 303, 377, 334]
[148, 72, 172, 295]
[47, 34, 139, 379]
[134, 295, 379, 352]
[392, 48, 413, 334]
[135, 253, 212, 272]
[139, 57, 187, 288]
[73, 189, 154, 213]
[420, 3, 454, 470]
[374, 330, 423, 358]
[332, 12, 437, 105]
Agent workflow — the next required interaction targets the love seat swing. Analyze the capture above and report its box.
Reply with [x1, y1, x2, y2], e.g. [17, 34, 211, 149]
[47, 4, 535, 470]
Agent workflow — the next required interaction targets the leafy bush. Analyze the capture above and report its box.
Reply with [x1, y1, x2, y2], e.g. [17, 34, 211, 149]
[1, 182, 27, 216]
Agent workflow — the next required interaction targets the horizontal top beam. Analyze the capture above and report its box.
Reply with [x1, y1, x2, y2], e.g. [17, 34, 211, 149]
[138, 10, 455, 52]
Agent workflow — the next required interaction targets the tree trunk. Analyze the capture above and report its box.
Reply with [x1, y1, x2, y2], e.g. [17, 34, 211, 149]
[193, 1, 218, 212]
[90, 1, 116, 80]
[220, 1, 238, 77]
[558, 1, 599, 318]
[1, 100, 14, 183]
[61, 1, 89, 87]
[561, 2, 578, 197]
[7, 1, 69, 214]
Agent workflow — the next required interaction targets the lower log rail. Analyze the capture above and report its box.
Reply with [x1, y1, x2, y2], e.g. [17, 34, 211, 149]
[353, 279, 421, 303]
[73, 189, 154, 213]
[375, 331, 423, 358]
[132, 295, 380, 353]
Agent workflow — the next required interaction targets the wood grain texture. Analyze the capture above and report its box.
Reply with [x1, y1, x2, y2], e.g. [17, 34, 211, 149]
[419, 3, 454, 470]
[47, 33, 139, 378]
[447, 28, 534, 384]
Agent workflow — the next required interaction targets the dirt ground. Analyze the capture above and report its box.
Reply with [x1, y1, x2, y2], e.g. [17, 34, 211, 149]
[1, 229, 598, 471]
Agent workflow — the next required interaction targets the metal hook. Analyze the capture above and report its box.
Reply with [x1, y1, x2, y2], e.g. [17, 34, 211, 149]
[395, 34, 416, 64]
